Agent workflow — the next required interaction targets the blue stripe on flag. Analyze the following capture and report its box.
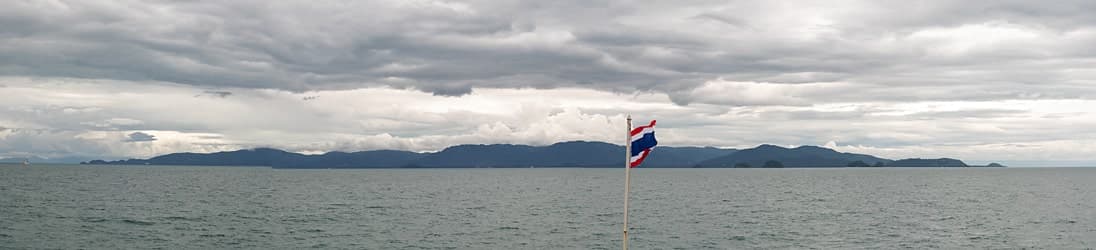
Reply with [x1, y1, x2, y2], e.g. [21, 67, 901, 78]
[631, 132, 657, 157]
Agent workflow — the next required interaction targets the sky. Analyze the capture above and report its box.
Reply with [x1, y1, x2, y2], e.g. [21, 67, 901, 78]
[3, 0, 1096, 166]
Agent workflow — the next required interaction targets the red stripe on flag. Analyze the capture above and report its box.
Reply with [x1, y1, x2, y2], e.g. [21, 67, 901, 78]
[630, 120, 657, 136]
[629, 148, 652, 168]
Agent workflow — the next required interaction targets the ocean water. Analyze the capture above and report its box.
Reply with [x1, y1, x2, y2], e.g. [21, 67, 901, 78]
[1, 165, 1094, 249]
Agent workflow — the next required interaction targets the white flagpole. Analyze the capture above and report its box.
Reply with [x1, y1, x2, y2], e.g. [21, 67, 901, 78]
[623, 115, 632, 250]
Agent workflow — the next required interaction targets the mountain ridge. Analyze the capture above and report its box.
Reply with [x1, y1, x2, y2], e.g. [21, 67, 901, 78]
[698, 144, 893, 168]
[80, 141, 996, 168]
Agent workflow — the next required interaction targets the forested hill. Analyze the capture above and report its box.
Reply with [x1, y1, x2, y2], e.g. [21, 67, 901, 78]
[83, 141, 996, 168]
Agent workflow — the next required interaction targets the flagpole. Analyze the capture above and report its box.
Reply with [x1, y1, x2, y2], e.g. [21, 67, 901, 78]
[623, 115, 632, 250]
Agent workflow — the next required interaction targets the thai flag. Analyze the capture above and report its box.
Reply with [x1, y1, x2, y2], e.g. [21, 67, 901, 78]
[629, 120, 657, 167]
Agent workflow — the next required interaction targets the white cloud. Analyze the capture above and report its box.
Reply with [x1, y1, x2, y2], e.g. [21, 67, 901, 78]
[2, 77, 1095, 166]
[673, 79, 855, 106]
[907, 21, 1044, 56]
[81, 118, 144, 128]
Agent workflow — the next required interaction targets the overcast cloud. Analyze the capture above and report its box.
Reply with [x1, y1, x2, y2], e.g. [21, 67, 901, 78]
[3, 0, 1096, 166]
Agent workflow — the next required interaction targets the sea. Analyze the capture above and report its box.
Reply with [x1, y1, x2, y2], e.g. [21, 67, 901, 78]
[1, 165, 1094, 249]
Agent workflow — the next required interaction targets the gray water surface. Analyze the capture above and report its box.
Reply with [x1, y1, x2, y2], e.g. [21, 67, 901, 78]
[1, 165, 1094, 249]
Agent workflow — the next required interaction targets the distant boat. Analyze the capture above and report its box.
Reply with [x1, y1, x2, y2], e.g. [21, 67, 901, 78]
[22, 158, 30, 166]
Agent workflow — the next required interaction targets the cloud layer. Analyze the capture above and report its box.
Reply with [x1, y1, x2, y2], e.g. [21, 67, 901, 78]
[5, 1, 1096, 101]
[3, 1, 1096, 166]
[3, 77, 1095, 166]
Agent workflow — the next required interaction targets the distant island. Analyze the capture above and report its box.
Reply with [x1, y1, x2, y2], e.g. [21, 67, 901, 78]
[81, 141, 1005, 168]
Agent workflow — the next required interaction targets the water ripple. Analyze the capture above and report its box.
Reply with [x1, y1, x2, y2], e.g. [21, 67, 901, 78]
[1, 166, 1095, 249]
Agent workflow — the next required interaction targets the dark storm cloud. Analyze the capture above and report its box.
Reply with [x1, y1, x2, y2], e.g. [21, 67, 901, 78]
[2, 0, 1096, 104]
[125, 132, 157, 142]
